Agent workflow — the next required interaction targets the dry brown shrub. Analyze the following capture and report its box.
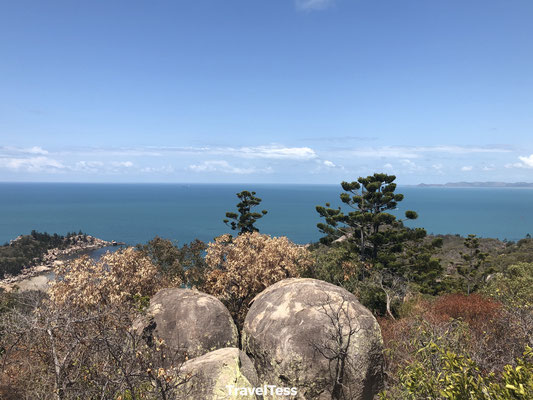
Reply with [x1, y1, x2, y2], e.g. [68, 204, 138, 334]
[379, 292, 529, 383]
[49, 247, 164, 308]
[431, 293, 502, 330]
[202, 232, 313, 327]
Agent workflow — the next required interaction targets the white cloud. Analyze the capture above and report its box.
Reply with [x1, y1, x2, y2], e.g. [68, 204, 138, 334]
[22, 146, 48, 155]
[230, 145, 317, 160]
[383, 163, 393, 169]
[0, 156, 65, 172]
[112, 161, 133, 168]
[0, 146, 49, 155]
[396, 159, 425, 173]
[140, 165, 175, 173]
[400, 159, 414, 166]
[188, 160, 272, 175]
[345, 145, 512, 159]
[74, 161, 104, 172]
[57, 145, 318, 161]
[505, 154, 533, 169]
[323, 160, 336, 167]
[518, 154, 533, 168]
[295, 0, 335, 11]
[461, 166, 473, 171]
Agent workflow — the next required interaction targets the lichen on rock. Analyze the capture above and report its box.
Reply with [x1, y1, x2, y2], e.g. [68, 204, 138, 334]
[134, 287, 239, 361]
[242, 278, 384, 400]
[175, 347, 260, 400]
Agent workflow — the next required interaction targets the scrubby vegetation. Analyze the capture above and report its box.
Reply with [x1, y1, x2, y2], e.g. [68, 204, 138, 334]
[202, 232, 312, 328]
[0, 175, 532, 399]
[306, 175, 533, 398]
[0, 230, 90, 278]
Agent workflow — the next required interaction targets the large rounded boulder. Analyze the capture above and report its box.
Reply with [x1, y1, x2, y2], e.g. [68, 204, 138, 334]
[134, 288, 238, 360]
[175, 348, 260, 400]
[242, 278, 384, 399]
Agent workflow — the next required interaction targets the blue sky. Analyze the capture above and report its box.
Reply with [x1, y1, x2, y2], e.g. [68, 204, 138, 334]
[1, 0, 532, 184]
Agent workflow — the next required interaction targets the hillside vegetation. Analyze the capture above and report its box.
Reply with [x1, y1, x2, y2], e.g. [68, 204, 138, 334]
[0, 230, 93, 278]
[0, 174, 531, 399]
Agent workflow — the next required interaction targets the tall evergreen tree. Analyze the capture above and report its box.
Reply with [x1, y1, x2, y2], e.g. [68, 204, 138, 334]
[458, 234, 488, 294]
[316, 173, 418, 261]
[224, 190, 268, 234]
[316, 173, 442, 318]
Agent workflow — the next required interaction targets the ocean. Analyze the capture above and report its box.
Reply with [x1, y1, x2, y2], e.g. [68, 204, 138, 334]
[0, 183, 531, 245]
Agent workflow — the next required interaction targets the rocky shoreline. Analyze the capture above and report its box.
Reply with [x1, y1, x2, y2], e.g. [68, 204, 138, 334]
[0, 235, 121, 291]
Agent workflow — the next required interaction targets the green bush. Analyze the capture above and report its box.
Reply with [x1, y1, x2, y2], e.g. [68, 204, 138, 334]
[482, 262, 533, 310]
[379, 321, 533, 400]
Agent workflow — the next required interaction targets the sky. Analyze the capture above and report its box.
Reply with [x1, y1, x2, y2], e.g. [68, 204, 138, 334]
[1, 0, 532, 184]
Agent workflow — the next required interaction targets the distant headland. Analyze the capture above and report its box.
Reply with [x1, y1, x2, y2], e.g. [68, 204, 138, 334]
[416, 181, 533, 188]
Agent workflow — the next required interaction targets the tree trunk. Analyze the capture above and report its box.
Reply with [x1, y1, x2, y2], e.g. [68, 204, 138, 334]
[385, 291, 395, 320]
[47, 328, 62, 400]
[379, 276, 396, 320]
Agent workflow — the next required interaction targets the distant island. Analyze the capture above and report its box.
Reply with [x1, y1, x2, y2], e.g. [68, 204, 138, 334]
[417, 181, 533, 188]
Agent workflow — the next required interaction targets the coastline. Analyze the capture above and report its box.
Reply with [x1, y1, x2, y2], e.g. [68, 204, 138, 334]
[0, 235, 123, 292]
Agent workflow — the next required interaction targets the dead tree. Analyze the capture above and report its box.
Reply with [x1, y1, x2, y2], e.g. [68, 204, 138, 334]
[309, 291, 363, 400]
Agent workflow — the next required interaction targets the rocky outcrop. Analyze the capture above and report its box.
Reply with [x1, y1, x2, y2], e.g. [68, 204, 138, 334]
[135, 288, 239, 361]
[0, 235, 113, 291]
[242, 278, 384, 399]
[175, 348, 259, 400]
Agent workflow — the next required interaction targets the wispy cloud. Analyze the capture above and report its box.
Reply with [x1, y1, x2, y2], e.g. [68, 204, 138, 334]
[304, 135, 378, 142]
[57, 145, 318, 161]
[73, 161, 105, 173]
[0, 156, 65, 172]
[188, 160, 273, 175]
[233, 145, 316, 160]
[140, 165, 175, 174]
[111, 161, 134, 168]
[0, 146, 49, 155]
[400, 159, 425, 172]
[73, 160, 168, 174]
[295, 0, 336, 11]
[343, 145, 512, 159]
[461, 166, 473, 171]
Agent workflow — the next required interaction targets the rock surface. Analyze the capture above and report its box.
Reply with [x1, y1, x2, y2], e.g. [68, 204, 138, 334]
[135, 288, 239, 361]
[175, 347, 259, 400]
[242, 278, 384, 400]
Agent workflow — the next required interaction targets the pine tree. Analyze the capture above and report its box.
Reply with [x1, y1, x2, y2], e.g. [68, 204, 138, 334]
[316, 173, 442, 318]
[224, 190, 268, 235]
[458, 234, 488, 294]
[316, 173, 418, 261]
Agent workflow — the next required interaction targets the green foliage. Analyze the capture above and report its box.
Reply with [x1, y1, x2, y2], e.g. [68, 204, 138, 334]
[137, 236, 183, 280]
[315, 174, 445, 317]
[380, 321, 533, 400]
[316, 173, 418, 261]
[487, 238, 533, 271]
[483, 262, 533, 310]
[391, 231, 445, 296]
[457, 234, 489, 294]
[0, 230, 87, 278]
[224, 190, 268, 234]
[136, 236, 208, 288]
[305, 239, 444, 316]
[303, 244, 361, 291]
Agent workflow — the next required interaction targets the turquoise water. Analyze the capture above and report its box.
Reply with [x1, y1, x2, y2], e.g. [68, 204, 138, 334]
[0, 183, 531, 245]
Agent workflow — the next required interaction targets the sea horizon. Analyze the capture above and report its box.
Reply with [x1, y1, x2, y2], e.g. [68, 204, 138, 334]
[1, 182, 532, 246]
